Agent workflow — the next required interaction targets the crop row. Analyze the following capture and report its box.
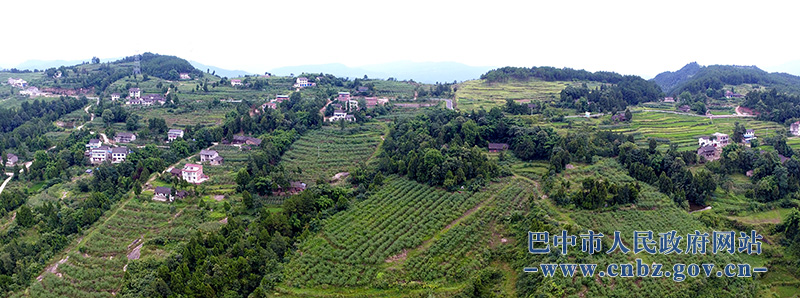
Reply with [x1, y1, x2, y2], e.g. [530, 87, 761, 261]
[283, 177, 495, 287]
[27, 198, 194, 297]
[404, 180, 530, 282]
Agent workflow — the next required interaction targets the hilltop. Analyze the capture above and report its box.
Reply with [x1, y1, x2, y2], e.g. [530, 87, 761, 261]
[456, 66, 663, 111]
[653, 62, 800, 95]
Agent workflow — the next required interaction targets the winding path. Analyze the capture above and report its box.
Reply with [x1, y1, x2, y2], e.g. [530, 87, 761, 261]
[75, 104, 94, 130]
[0, 161, 32, 197]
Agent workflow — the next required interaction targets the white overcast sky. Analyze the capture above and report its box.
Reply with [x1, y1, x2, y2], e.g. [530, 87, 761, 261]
[2, 0, 798, 78]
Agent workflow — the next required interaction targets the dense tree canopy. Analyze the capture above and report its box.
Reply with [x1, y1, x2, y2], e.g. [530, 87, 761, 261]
[377, 109, 500, 189]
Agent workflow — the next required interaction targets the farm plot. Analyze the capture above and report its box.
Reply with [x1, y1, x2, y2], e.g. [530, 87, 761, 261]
[608, 111, 787, 151]
[402, 178, 533, 282]
[373, 106, 426, 122]
[130, 106, 228, 127]
[455, 79, 600, 111]
[24, 198, 209, 297]
[196, 144, 249, 194]
[369, 80, 417, 98]
[280, 124, 385, 184]
[542, 158, 760, 297]
[282, 177, 508, 288]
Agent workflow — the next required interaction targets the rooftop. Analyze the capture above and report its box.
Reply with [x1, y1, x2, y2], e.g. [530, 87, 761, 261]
[155, 186, 171, 195]
[699, 146, 717, 153]
[183, 163, 203, 171]
[488, 143, 509, 150]
[200, 149, 218, 155]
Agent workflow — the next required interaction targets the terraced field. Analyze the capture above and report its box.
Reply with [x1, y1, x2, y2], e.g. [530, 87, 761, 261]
[607, 111, 788, 151]
[455, 79, 601, 111]
[280, 176, 519, 290]
[374, 106, 425, 122]
[20, 198, 212, 298]
[280, 123, 385, 184]
[402, 178, 533, 282]
[369, 80, 416, 98]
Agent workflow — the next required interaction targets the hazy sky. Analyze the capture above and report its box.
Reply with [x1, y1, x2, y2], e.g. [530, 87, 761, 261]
[2, 0, 798, 78]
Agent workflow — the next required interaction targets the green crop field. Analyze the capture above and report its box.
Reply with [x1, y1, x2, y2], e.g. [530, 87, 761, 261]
[535, 158, 771, 297]
[607, 111, 790, 151]
[455, 79, 602, 111]
[192, 144, 248, 194]
[132, 106, 229, 127]
[21, 197, 215, 298]
[279, 123, 386, 184]
[368, 80, 417, 99]
[279, 176, 532, 296]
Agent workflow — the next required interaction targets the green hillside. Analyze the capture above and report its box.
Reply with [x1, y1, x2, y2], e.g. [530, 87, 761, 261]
[653, 62, 800, 96]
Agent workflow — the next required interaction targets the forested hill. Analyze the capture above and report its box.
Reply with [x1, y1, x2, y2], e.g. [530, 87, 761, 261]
[652, 62, 800, 95]
[480, 66, 663, 106]
[31, 52, 206, 94]
[115, 52, 203, 80]
[651, 62, 701, 94]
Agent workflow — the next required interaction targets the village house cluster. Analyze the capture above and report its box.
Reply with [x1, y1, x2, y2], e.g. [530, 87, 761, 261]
[724, 90, 744, 98]
[696, 129, 758, 162]
[8, 77, 93, 98]
[165, 148, 229, 189]
[697, 132, 730, 161]
[261, 94, 290, 111]
[85, 139, 129, 164]
[125, 87, 166, 106]
[7, 77, 27, 88]
[329, 92, 357, 122]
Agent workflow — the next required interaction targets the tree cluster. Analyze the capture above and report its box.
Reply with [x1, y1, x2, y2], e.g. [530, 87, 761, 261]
[619, 142, 716, 206]
[377, 109, 500, 189]
[743, 89, 800, 124]
[714, 143, 800, 203]
[551, 178, 640, 209]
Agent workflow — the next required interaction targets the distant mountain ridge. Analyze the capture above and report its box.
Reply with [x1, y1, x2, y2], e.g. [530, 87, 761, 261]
[651, 62, 701, 94]
[189, 61, 252, 78]
[270, 61, 493, 84]
[652, 62, 800, 95]
[12, 58, 118, 70]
